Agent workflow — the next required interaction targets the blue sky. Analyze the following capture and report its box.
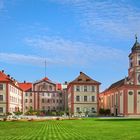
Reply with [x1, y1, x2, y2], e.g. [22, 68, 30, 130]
[0, 0, 140, 91]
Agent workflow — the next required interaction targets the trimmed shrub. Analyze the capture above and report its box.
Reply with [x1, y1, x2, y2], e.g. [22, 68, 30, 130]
[51, 111, 57, 116]
[99, 108, 105, 115]
[6, 112, 12, 116]
[105, 109, 111, 116]
[13, 111, 23, 115]
[3, 118, 7, 121]
[99, 108, 111, 116]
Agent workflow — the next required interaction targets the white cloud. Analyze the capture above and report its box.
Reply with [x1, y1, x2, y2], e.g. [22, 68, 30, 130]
[49, 0, 140, 39]
[24, 36, 126, 66]
[0, 53, 63, 66]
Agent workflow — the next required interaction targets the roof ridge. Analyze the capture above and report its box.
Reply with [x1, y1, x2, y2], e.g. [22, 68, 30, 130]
[70, 72, 101, 84]
[107, 78, 125, 91]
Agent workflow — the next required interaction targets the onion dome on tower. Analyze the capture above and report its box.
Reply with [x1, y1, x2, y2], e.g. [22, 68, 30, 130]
[131, 34, 140, 53]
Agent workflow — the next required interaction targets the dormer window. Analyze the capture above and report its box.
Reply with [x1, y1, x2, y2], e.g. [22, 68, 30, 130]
[86, 79, 90, 81]
[78, 79, 82, 81]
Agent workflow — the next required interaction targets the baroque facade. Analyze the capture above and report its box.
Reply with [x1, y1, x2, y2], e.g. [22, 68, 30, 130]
[2, 38, 140, 117]
[0, 71, 67, 115]
[67, 72, 101, 116]
[0, 70, 23, 115]
[19, 77, 66, 114]
[99, 37, 140, 116]
[0, 70, 100, 116]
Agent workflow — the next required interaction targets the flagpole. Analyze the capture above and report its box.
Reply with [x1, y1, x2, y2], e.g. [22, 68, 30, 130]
[45, 60, 46, 77]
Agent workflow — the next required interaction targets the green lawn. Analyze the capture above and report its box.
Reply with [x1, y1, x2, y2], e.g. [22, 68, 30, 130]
[0, 118, 140, 140]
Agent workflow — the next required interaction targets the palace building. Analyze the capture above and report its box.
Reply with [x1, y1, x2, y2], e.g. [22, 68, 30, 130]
[67, 72, 101, 116]
[19, 82, 33, 113]
[3, 37, 140, 117]
[99, 37, 140, 116]
[0, 70, 67, 115]
[19, 77, 66, 114]
[0, 70, 23, 115]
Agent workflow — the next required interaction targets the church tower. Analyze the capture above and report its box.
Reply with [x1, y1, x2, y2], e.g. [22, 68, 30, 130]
[128, 35, 140, 85]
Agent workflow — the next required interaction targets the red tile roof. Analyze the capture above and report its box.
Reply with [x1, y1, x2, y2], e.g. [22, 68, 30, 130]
[19, 83, 32, 91]
[107, 78, 125, 90]
[0, 70, 22, 90]
[42, 77, 50, 81]
[57, 83, 62, 90]
[70, 72, 101, 85]
[100, 78, 125, 94]
[0, 71, 11, 82]
[34, 77, 55, 85]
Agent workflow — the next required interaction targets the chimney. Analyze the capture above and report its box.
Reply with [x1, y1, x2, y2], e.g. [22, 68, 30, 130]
[65, 81, 67, 85]
[7, 74, 10, 77]
[11, 77, 13, 80]
[24, 81, 26, 83]
[80, 71, 82, 74]
[1, 70, 4, 73]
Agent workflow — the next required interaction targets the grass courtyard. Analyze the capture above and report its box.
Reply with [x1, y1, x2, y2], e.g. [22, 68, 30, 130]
[0, 118, 140, 140]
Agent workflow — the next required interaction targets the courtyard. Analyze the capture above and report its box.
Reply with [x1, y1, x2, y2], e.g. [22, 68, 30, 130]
[0, 118, 140, 140]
